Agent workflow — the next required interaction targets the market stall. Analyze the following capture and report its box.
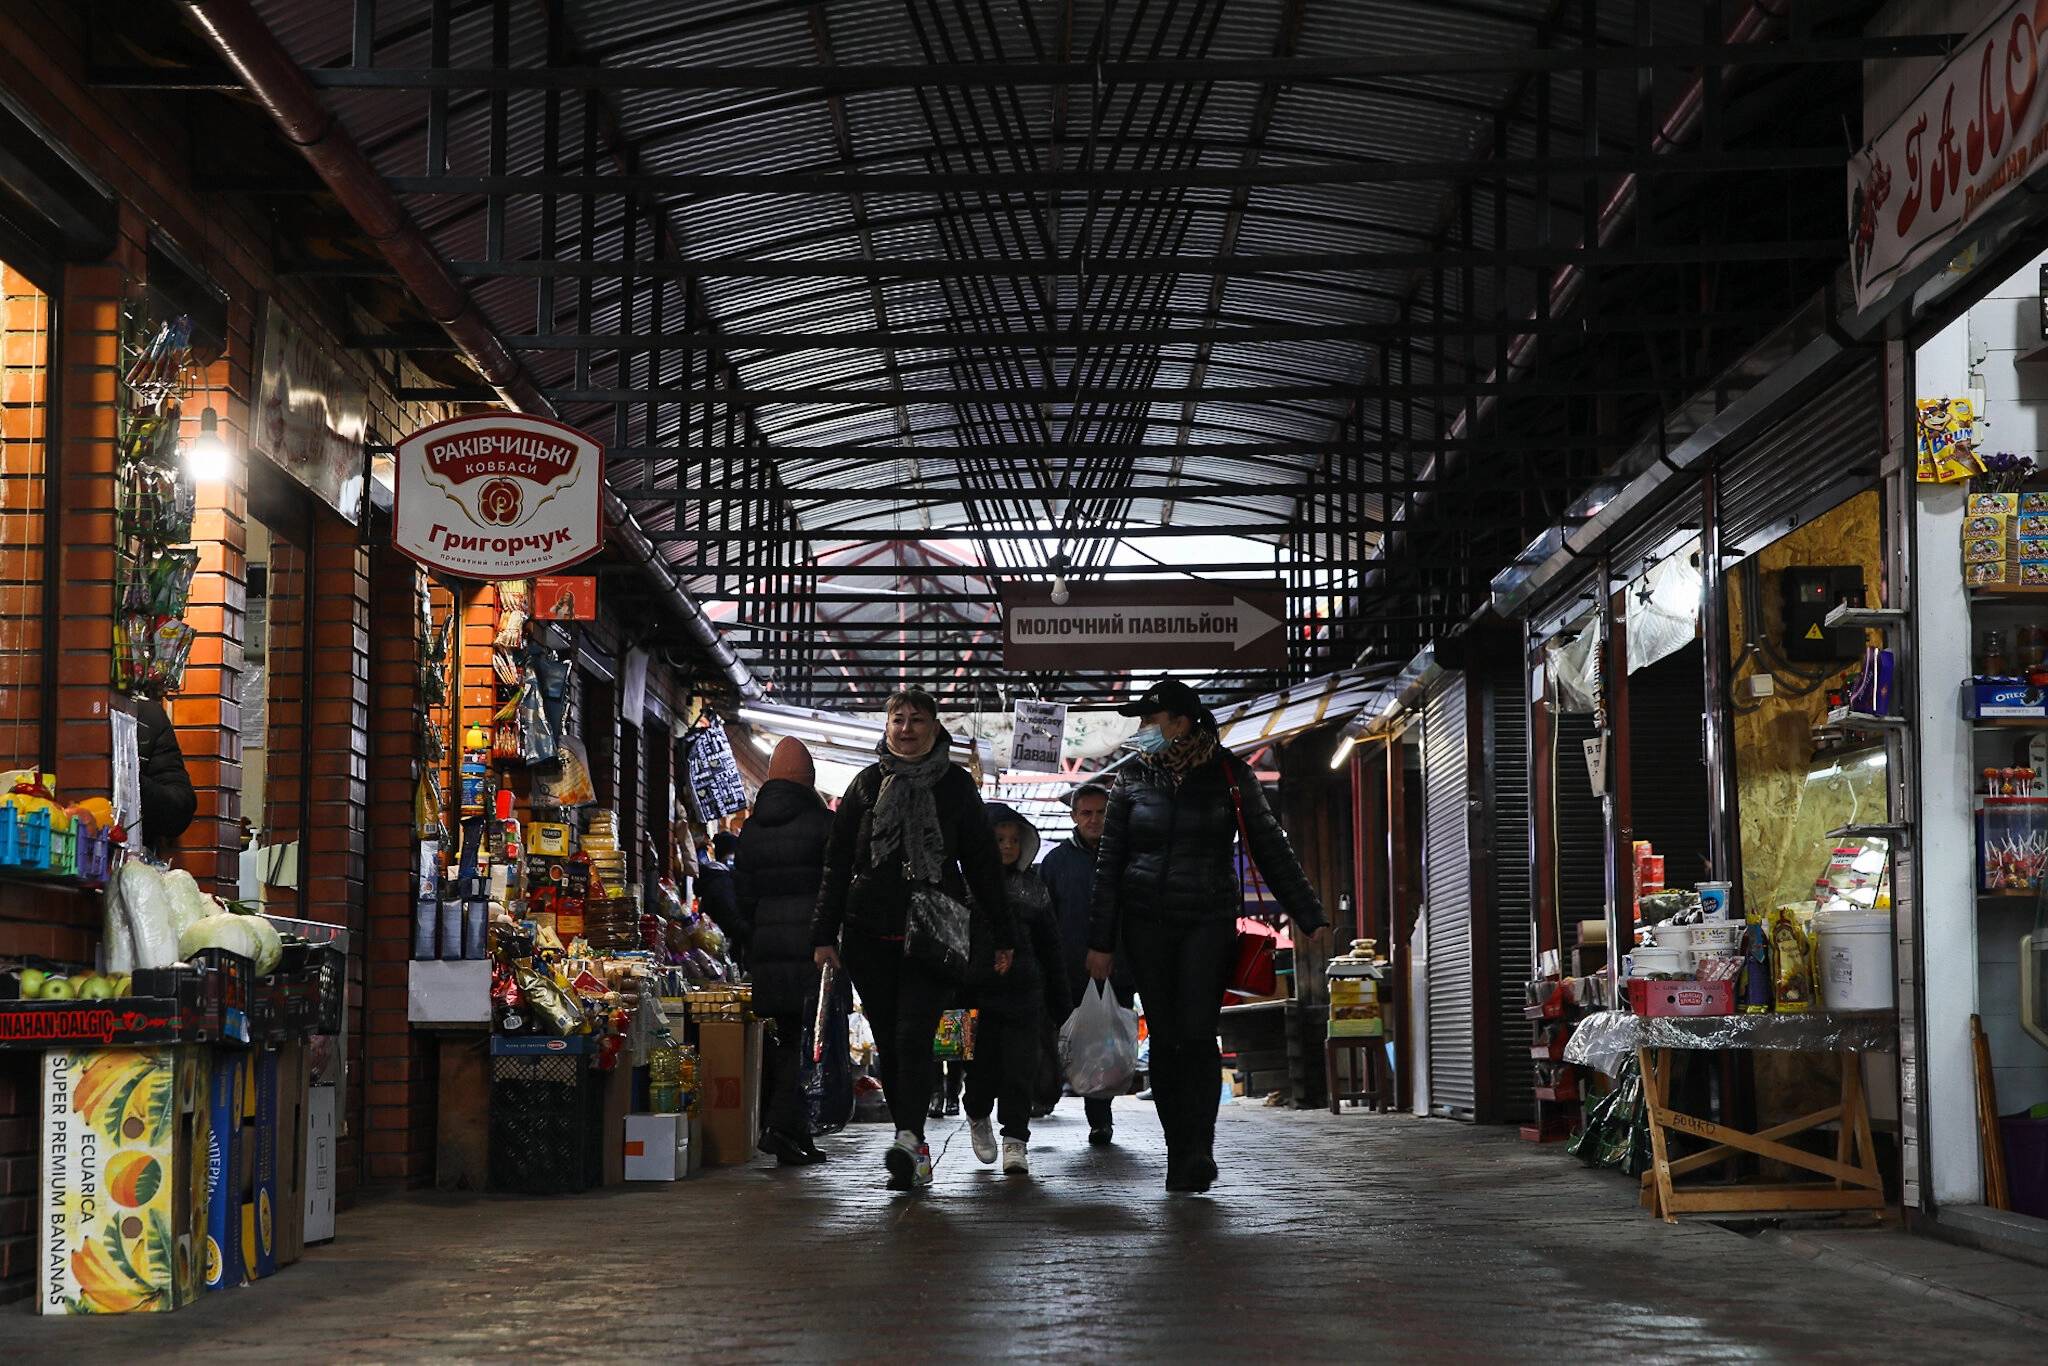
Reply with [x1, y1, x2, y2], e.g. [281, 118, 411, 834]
[402, 556, 762, 1193]
[1567, 1011, 1895, 1222]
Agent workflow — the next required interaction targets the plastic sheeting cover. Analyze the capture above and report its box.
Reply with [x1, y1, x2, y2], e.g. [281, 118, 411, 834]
[1548, 625, 1600, 713]
[1627, 540, 1702, 674]
[1564, 1008, 1898, 1078]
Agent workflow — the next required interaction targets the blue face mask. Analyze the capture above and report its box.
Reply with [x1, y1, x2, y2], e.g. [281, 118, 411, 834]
[1123, 724, 1170, 755]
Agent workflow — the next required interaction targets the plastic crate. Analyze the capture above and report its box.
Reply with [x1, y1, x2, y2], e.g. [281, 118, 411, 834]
[0, 807, 50, 871]
[74, 827, 114, 884]
[46, 823, 76, 878]
[489, 1051, 604, 1194]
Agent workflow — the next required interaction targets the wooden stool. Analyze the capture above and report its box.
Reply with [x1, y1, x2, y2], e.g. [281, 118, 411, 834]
[1325, 1034, 1390, 1113]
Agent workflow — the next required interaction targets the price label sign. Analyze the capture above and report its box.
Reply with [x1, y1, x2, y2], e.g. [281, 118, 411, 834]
[1010, 699, 1067, 774]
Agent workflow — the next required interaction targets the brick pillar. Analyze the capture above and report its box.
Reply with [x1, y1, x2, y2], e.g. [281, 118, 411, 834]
[171, 346, 249, 898]
[50, 257, 125, 832]
[305, 514, 371, 1201]
[362, 543, 435, 1186]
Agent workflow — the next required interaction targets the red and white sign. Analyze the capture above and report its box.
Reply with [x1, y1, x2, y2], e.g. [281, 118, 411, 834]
[1850, 2, 2048, 311]
[393, 413, 604, 580]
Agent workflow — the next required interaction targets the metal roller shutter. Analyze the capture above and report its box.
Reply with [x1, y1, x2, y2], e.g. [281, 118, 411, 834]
[1718, 358, 1885, 554]
[1486, 675, 1535, 1123]
[1423, 672, 1475, 1120]
[1553, 710, 1608, 946]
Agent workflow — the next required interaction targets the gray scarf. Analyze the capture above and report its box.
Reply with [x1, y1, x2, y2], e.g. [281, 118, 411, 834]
[869, 735, 952, 884]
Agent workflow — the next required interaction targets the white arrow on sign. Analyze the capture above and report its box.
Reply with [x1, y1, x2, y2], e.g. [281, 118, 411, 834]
[1007, 596, 1283, 652]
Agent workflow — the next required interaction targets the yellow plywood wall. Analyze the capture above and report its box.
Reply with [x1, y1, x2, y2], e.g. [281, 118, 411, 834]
[1723, 488, 1886, 1127]
[1725, 489, 1887, 918]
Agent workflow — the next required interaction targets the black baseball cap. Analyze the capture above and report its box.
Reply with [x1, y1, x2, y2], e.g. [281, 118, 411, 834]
[1117, 678, 1215, 728]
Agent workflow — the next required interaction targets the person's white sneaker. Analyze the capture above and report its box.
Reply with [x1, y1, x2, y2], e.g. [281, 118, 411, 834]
[1000, 1138, 1028, 1174]
[884, 1129, 925, 1190]
[969, 1116, 998, 1164]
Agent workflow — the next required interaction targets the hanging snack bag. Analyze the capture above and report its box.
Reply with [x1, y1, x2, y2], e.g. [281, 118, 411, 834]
[535, 736, 597, 807]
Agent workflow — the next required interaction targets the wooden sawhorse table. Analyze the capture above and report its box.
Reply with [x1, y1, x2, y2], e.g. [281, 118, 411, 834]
[1637, 1043, 1885, 1223]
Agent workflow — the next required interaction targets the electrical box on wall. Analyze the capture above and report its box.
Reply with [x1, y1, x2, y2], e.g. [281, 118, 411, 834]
[1782, 566, 1866, 662]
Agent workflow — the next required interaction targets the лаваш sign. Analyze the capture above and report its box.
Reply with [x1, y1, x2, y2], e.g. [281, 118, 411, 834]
[1849, 1, 2048, 313]
[393, 414, 604, 580]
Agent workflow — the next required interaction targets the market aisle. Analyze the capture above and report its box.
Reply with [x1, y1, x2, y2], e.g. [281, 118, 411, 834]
[3, 1101, 2042, 1363]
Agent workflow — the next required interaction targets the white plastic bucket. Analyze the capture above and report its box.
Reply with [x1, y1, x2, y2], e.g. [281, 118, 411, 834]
[1814, 911, 1892, 1011]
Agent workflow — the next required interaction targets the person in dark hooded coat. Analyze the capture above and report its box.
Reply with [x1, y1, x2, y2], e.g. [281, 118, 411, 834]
[733, 737, 834, 1165]
[963, 803, 1072, 1176]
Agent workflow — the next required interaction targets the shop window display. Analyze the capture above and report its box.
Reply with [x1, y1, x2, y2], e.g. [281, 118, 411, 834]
[0, 261, 48, 770]
[1722, 488, 1894, 1147]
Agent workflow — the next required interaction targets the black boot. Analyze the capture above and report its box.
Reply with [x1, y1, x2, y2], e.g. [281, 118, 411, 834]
[759, 1128, 817, 1166]
[1164, 1148, 1194, 1192]
[1186, 1147, 1218, 1193]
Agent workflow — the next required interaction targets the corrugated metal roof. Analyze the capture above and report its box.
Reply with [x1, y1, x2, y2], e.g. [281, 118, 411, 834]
[234, 0, 1872, 701]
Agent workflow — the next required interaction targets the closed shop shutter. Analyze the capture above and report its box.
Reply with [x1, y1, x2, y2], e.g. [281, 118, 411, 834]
[1486, 675, 1535, 1123]
[1422, 671, 1475, 1119]
[1718, 357, 1885, 554]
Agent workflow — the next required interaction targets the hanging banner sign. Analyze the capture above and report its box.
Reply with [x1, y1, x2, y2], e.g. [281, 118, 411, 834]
[1849, 1, 2048, 312]
[252, 299, 370, 522]
[1001, 580, 1287, 670]
[393, 413, 605, 580]
[1009, 699, 1068, 774]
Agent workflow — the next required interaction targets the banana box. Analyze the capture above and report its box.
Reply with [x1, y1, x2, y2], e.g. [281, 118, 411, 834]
[1327, 977, 1383, 1037]
[204, 1051, 244, 1290]
[38, 1045, 208, 1314]
[241, 1046, 280, 1281]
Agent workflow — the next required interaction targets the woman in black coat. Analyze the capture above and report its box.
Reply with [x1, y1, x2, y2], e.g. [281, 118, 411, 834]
[813, 690, 1012, 1192]
[1087, 679, 1330, 1194]
[733, 737, 834, 1165]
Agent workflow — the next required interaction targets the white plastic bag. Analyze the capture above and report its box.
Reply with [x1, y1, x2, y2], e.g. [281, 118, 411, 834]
[117, 861, 179, 970]
[1060, 979, 1141, 1099]
[101, 873, 135, 975]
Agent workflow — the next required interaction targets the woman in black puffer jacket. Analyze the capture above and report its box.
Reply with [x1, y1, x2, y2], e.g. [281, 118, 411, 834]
[1087, 679, 1329, 1194]
[813, 690, 1012, 1192]
[733, 737, 835, 1165]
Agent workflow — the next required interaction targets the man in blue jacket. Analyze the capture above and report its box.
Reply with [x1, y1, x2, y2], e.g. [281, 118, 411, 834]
[1040, 778, 1135, 1143]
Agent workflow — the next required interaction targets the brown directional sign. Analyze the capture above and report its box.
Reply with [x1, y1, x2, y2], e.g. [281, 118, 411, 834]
[1000, 580, 1287, 671]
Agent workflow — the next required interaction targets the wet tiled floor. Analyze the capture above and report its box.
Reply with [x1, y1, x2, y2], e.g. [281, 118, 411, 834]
[2, 1099, 2042, 1362]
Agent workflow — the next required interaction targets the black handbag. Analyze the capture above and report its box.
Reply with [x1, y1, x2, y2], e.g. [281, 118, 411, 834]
[903, 882, 973, 983]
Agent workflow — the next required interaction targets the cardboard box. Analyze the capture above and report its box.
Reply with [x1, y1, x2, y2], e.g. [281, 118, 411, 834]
[1626, 978, 1734, 1017]
[603, 1064, 631, 1187]
[1967, 679, 2048, 718]
[1971, 492, 2020, 514]
[1969, 560, 2013, 587]
[697, 1019, 762, 1165]
[40, 1046, 209, 1314]
[303, 1085, 336, 1244]
[242, 1048, 280, 1281]
[526, 822, 575, 856]
[624, 1113, 683, 1180]
[205, 1051, 245, 1290]
[274, 1043, 308, 1268]
[1965, 511, 2010, 538]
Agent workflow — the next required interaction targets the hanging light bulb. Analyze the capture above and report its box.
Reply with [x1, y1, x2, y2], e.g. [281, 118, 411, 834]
[185, 406, 230, 482]
[1050, 575, 1070, 606]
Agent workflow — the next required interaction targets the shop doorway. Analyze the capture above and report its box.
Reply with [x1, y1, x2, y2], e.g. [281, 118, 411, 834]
[237, 515, 310, 912]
